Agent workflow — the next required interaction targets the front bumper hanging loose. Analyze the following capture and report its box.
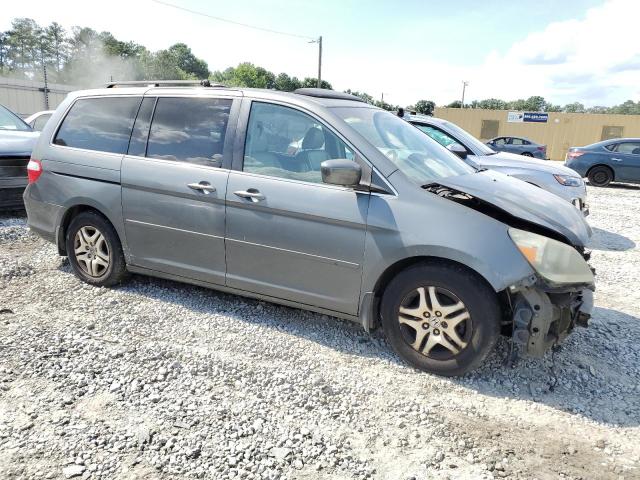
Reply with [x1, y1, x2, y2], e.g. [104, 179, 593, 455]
[511, 286, 594, 358]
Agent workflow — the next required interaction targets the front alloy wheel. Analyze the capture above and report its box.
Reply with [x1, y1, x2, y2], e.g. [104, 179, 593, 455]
[398, 286, 472, 360]
[380, 263, 500, 376]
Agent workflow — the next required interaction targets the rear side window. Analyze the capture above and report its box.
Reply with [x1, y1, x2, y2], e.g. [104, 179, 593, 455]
[54, 97, 141, 154]
[32, 113, 52, 131]
[146, 97, 232, 167]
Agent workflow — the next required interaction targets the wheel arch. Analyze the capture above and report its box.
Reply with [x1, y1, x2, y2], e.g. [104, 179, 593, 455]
[57, 203, 122, 256]
[362, 255, 503, 331]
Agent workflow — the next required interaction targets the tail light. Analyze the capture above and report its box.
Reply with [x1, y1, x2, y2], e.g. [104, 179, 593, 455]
[537, 146, 546, 151]
[567, 151, 585, 159]
[27, 158, 43, 183]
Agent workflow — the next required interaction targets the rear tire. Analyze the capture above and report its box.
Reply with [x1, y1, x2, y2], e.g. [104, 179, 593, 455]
[587, 166, 613, 187]
[521, 152, 533, 157]
[380, 263, 500, 376]
[65, 211, 127, 287]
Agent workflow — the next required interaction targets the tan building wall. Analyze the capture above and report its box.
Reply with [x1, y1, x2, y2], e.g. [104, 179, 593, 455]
[434, 108, 640, 161]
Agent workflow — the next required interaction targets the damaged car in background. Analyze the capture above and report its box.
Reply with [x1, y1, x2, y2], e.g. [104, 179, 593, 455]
[24, 84, 594, 376]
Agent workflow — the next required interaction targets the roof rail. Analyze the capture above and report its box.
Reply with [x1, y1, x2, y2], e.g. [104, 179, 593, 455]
[104, 79, 225, 88]
[294, 88, 365, 103]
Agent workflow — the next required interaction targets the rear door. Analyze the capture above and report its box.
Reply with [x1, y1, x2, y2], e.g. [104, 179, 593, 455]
[224, 100, 370, 315]
[611, 141, 640, 182]
[510, 137, 527, 154]
[121, 94, 239, 285]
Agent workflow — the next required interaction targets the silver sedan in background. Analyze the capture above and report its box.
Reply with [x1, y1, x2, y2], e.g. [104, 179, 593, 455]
[406, 115, 588, 215]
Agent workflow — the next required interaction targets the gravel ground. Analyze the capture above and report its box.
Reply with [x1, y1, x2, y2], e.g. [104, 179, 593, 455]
[1, 185, 639, 480]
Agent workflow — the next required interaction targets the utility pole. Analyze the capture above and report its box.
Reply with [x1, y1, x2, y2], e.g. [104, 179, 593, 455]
[40, 40, 49, 110]
[316, 36, 322, 88]
[461, 80, 469, 108]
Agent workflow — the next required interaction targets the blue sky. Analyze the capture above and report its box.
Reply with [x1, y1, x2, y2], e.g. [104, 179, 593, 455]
[2, 0, 638, 106]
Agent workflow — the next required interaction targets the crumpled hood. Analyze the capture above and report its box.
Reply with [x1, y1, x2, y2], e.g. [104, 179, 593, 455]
[436, 169, 592, 246]
[472, 152, 581, 177]
[0, 130, 40, 156]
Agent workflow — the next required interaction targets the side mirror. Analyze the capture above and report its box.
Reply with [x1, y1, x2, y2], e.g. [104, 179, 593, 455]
[447, 143, 468, 159]
[321, 159, 362, 186]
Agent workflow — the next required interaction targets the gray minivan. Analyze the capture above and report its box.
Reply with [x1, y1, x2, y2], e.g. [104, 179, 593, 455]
[24, 82, 595, 376]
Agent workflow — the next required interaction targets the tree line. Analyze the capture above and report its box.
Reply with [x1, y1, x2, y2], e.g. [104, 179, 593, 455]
[1, 17, 639, 116]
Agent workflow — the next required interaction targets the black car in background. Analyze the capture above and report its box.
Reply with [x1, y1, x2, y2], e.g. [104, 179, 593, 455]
[0, 105, 40, 209]
[565, 138, 640, 187]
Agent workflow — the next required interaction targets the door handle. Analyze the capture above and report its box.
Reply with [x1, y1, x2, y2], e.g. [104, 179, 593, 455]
[611, 158, 622, 162]
[234, 188, 265, 202]
[187, 181, 217, 193]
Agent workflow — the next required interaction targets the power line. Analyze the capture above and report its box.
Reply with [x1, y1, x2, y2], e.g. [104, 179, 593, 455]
[151, 0, 316, 41]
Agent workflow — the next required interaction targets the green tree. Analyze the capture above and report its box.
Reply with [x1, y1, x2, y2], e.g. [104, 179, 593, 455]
[212, 62, 275, 88]
[563, 102, 585, 113]
[445, 100, 462, 108]
[166, 43, 208, 78]
[274, 72, 301, 91]
[6, 17, 41, 74]
[301, 77, 332, 89]
[414, 99, 435, 115]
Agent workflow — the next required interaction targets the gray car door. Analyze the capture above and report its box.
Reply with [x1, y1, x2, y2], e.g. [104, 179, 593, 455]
[121, 95, 238, 285]
[224, 100, 370, 315]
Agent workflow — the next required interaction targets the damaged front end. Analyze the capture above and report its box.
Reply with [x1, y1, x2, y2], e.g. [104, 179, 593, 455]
[423, 182, 596, 358]
[509, 279, 594, 357]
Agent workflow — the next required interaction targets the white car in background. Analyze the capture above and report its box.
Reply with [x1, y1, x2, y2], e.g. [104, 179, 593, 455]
[25, 110, 55, 131]
[406, 114, 589, 216]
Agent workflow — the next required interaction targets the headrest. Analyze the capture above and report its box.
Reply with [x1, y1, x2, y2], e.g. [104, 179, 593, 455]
[302, 127, 324, 150]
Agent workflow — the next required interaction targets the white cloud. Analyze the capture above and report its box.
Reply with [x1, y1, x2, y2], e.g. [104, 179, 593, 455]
[329, 0, 640, 107]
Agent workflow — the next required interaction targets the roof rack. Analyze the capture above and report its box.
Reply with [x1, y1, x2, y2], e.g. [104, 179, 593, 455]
[294, 88, 365, 103]
[105, 79, 225, 88]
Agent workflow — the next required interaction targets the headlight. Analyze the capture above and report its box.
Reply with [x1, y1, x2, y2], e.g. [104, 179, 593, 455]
[553, 174, 583, 187]
[508, 228, 594, 285]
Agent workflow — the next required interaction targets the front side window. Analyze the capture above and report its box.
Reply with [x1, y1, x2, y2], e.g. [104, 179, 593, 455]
[54, 97, 141, 154]
[147, 97, 232, 166]
[414, 124, 458, 148]
[243, 102, 354, 184]
[494, 137, 507, 145]
[615, 142, 640, 154]
[0, 105, 31, 132]
[333, 107, 473, 185]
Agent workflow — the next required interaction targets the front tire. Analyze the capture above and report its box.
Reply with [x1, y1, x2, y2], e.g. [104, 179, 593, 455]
[65, 211, 127, 287]
[380, 263, 500, 376]
[587, 166, 613, 187]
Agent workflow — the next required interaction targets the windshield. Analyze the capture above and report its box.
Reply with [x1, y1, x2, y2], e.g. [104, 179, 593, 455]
[439, 120, 496, 155]
[332, 107, 474, 185]
[0, 105, 31, 132]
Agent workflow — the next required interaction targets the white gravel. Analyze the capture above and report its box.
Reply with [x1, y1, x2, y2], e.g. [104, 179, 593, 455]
[1, 185, 639, 480]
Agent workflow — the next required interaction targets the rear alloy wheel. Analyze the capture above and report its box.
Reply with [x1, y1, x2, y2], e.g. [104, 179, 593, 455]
[381, 263, 500, 376]
[74, 226, 110, 278]
[587, 166, 613, 187]
[66, 211, 127, 287]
